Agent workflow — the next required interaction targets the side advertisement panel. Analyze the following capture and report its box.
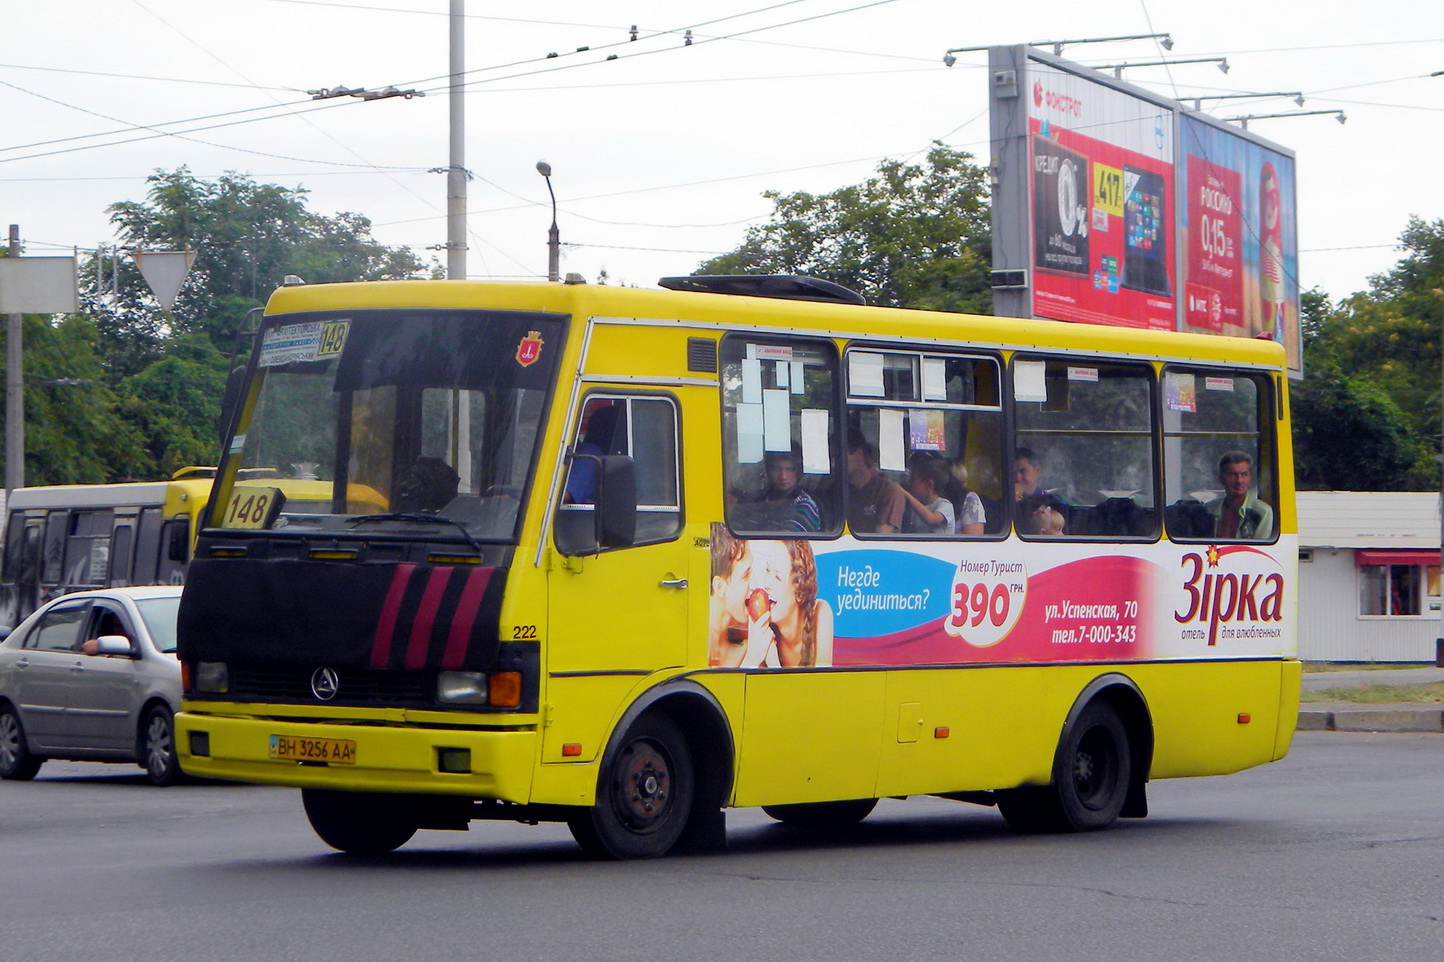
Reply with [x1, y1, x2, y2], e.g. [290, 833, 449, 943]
[1027, 62, 1176, 331]
[1178, 115, 1301, 372]
[708, 525, 1294, 669]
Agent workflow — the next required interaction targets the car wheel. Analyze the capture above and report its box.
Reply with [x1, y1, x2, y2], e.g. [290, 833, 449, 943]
[0, 704, 44, 781]
[302, 789, 419, 854]
[568, 713, 694, 860]
[141, 705, 182, 786]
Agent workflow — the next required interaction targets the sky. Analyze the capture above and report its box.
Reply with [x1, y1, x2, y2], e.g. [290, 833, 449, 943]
[3, 0, 1441, 303]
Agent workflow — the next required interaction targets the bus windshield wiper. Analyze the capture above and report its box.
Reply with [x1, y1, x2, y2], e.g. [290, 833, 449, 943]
[347, 512, 484, 554]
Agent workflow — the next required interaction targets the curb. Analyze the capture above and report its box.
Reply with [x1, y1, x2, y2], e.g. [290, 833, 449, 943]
[1297, 708, 1444, 733]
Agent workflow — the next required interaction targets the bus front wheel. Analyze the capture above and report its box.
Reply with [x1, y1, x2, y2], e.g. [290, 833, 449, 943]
[302, 788, 419, 854]
[569, 713, 694, 859]
[998, 700, 1131, 833]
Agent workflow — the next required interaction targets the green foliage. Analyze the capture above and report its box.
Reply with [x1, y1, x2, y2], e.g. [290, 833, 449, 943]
[0, 314, 149, 485]
[1292, 367, 1431, 490]
[698, 144, 992, 313]
[4, 168, 435, 484]
[96, 167, 429, 356]
[114, 334, 232, 478]
[1294, 217, 1444, 490]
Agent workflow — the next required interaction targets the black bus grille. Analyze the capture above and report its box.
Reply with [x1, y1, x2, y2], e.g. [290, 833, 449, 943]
[223, 666, 432, 708]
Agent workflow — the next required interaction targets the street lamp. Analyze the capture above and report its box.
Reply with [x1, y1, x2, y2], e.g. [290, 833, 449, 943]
[536, 160, 560, 283]
[1033, 33, 1173, 57]
[1223, 109, 1346, 130]
[1096, 57, 1229, 79]
[1188, 92, 1305, 110]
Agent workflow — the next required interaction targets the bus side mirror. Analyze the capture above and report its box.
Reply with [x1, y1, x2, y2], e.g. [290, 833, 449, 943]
[167, 522, 191, 562]
[218, 366, 246, 444]
[595, 456, 637, 549]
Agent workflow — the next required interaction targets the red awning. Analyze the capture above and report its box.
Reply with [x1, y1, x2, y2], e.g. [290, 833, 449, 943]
[1354, 549, 1441, 568]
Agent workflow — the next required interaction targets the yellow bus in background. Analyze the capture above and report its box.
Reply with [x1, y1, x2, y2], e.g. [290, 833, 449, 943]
[175, 275, 1299, 858]
[2, 468, 382, 628]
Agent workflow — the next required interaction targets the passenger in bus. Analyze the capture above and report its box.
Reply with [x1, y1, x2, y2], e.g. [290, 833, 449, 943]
[846, 433, 905, 534]
[738, 539, 834, 668]
[1206, 451, 1274, 541]
[1014, 447, 1069, 534]
[745, 449, 822, 532]
[900, 453, 955, 535]
[1028, 505, 1067, 537]
[707, 525, 753, 667]
[946, 461, 987, 535]
[564, 404, 621, 504]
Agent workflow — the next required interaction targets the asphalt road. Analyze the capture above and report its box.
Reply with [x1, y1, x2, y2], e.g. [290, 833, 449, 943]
[2, 732, 1441, 962]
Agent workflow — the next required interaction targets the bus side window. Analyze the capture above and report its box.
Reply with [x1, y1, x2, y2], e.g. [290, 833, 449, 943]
[719, 336, 841, 536]
[62, 509, 115, 589]
[41, 512, 68, 585]
[1011, 358, 1158, 539]
[109, 524, 135, 587]
[133, 508, 163, 585]
[845, 350, 1003, 538]
[1161, 370, 1277, 543]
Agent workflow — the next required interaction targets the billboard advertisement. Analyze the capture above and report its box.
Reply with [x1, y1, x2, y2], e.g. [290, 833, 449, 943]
[988, 46, 1303, 375]
[1026, 62, 1176, 331]
[1178, 115, 1301, 371]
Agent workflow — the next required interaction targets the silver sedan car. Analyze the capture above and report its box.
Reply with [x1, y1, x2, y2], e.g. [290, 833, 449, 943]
[0, 586, 184, 785]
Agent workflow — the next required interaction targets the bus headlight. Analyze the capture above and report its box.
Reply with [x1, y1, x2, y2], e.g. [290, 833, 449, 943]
[437, 671, 488, 705]
[195, 661, 229, 694]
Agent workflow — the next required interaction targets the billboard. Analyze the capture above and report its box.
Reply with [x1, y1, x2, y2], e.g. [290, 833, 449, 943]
[1027, 62, 1176, 331]
[1178, 115, 1300, 369]
[988, 46, 1302, 375]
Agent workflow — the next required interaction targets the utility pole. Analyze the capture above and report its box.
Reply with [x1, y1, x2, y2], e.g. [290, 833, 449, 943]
[6, 224, 22, 494]
[447, 0, 467, 282]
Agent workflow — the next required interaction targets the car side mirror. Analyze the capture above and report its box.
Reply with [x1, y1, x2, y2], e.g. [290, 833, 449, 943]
[92, 635, 135, 657]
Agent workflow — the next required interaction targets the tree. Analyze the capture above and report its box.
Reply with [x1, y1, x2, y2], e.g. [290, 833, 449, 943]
[0, 313, 149, 485]
[697, 144, 993, 313]
[98, 167, 431, 360]
[1293, 218, 1444, 489]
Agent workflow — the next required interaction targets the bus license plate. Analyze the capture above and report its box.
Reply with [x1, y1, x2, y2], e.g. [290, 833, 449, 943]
[269, 734, 356, 764]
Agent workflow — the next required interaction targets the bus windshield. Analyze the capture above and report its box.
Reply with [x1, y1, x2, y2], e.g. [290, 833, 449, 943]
[217, 308, 564, 542]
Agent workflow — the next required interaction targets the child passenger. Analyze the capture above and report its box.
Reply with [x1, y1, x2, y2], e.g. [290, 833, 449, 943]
[901, 453, 955, 535]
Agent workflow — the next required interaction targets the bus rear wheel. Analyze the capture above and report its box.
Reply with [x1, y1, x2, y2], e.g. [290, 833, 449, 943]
[302, 788, 419, 854]
[998, 701, 1131, 833]
[569, 714, 694, 860]
[762, 798, 878, 829]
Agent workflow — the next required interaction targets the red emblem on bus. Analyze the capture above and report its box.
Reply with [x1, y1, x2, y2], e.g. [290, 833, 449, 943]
[516, 330, 544, 367]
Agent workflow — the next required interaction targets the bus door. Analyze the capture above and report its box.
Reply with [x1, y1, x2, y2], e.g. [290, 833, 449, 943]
[1, 514, 43, 627]
[545, 394, 689, 760]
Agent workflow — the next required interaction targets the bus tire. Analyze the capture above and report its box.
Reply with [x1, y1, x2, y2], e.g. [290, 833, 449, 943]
[0, 704, 44, 781]
[302, 788, 419, 855]
[568, 713, 694, 860]
[141, 705, 183, 786]
[998, 700, 1131, 833]
[762, 798, 878, 829]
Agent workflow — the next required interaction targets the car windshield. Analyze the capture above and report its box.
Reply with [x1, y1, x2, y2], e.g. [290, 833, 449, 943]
[135, 596, 181, 653]
[214, 308, 564, 544]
